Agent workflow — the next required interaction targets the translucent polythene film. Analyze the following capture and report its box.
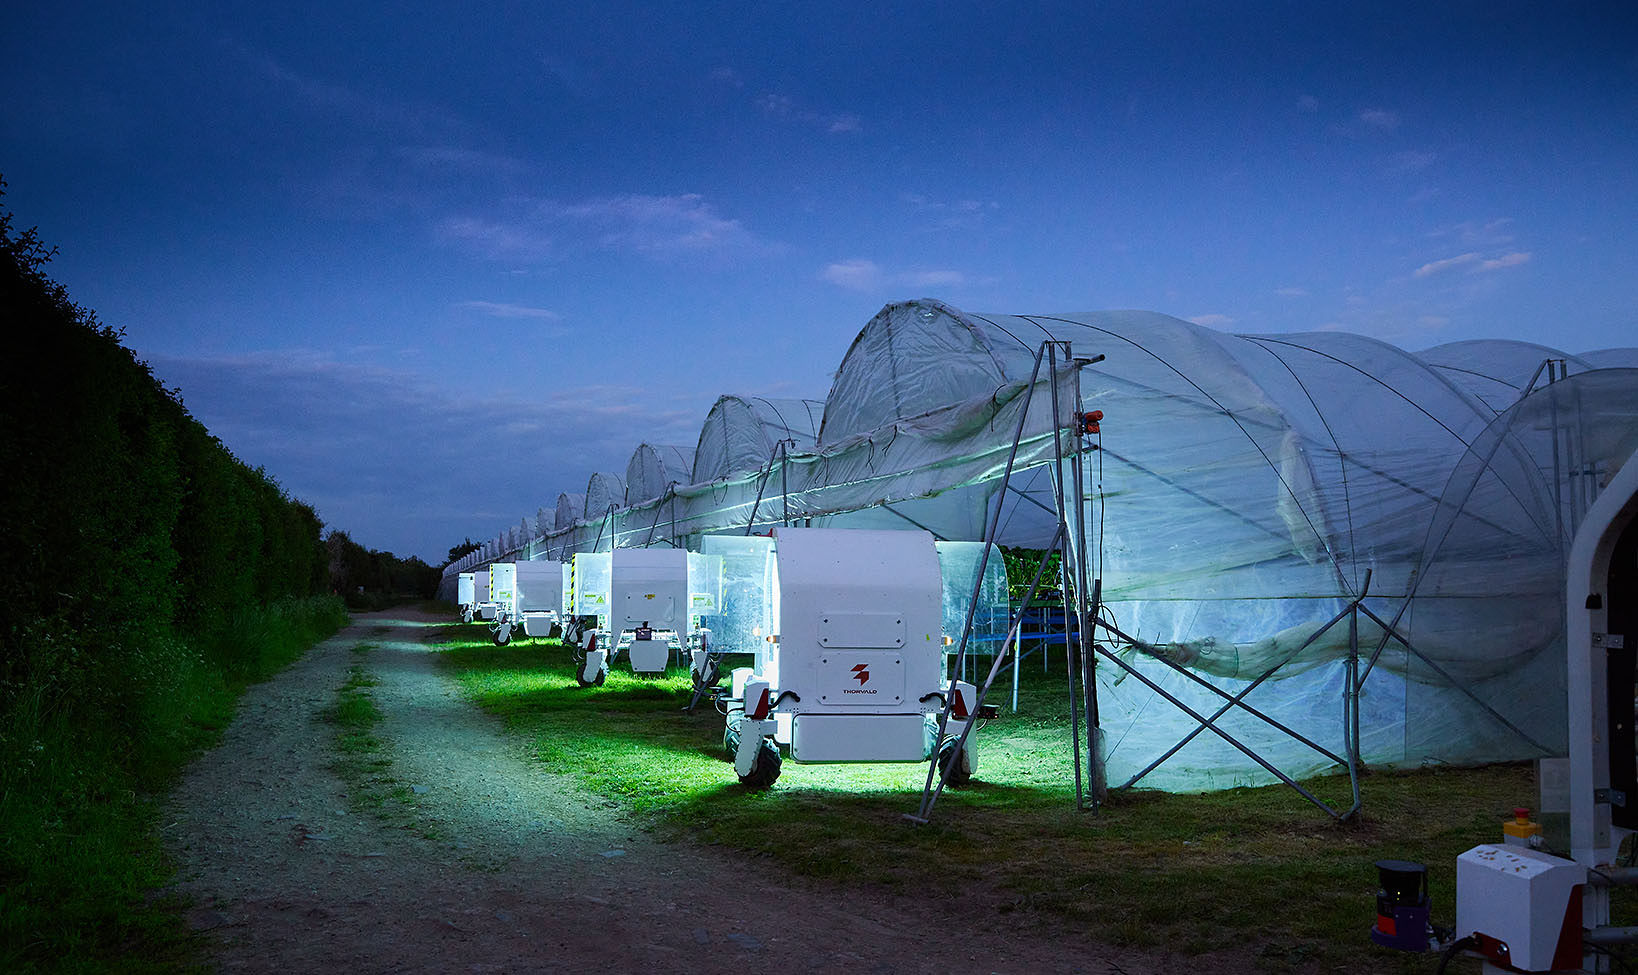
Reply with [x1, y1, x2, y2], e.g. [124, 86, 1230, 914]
[692, 395, 823, 485]
[699, 534, 774, 657]
[455, 298, 1638, 791]
[626, 443, 695, 507]
[687, 551, 724, 621]
[554, 493, 585, 532]
[935, 541, 1010, 669]
[570, 552, 611, 620]
[583, 473, 625, 536]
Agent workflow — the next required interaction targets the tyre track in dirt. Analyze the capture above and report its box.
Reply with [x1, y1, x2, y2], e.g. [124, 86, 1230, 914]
[162, 608, 1218, 974]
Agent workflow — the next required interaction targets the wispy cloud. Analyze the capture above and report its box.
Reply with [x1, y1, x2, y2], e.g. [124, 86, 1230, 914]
[1358, 108, 1400, 131]
[709, 66, 744, 88]
[1476, 252, 1531, 272]
[238, 46, 462, 138]
[1274, 286, 1308, 297]
[148, 352, 700, 560]
[904, 194, 1000, 231]
[820, 259, 969, 294]
[757, 92, 862, 134]
[398, 145, 528, 177]
[1429, 218, 1516, 247]
[902, 269, 967, 288]
[1297, 94, 1320, 113]
[1413, 252, 1482, 278]
[1329, 106, 1403, 140]
[442, 216, 555, 261]
[539, 54, 590, 96]
[551, 194, 754, 253]
[1413, 250, 1532, 279]
[821, 259, 886, 291]
[456, 301, 561, 321]
[442, 193, 763, 263]
[1390, 149, 1437, 172]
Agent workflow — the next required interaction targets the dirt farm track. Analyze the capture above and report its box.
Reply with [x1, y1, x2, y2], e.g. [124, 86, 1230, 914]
[163, 608, 1262, 974]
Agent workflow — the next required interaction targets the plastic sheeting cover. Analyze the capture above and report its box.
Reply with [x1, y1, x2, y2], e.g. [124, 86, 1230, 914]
[585, 472, 625, 527]
[699, 534, 775, 657]
[555, 493, 585, 532]
[692, 395, 824, 484]
[442, 297, 1638, 795]
[797, 299, 1638, 788]
[934, 541, 1011, 658]
[1419, 340, 1594, 414]
[626, 443, 695, 505]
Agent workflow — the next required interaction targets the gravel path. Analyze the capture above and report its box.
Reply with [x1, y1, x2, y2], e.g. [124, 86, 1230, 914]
[162, 609, 1229, 974]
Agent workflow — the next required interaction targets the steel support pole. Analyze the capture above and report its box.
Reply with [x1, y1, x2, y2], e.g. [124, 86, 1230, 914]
[910, 341, 1065, 823]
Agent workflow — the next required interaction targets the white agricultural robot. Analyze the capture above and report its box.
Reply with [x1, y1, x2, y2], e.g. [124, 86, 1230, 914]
[721, 527, 994, 789]
[468, 568, 499, 621]
[564, 548, 721, 685]
[487, 560, 565, 645]
[456, 572, 476, 623]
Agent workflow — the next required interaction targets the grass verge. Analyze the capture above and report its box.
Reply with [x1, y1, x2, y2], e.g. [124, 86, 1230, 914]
[0, 595, 348, 974]
[321, 647, 436, 838]
[433, 624, 1570, 973]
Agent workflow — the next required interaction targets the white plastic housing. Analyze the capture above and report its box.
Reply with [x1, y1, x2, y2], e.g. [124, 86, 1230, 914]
[611, 548, 689, 636]
[490, 563, 517, 612]
[581, 648, 607, 683]
[457, 573, 475, 607]
[1456, 844, 1585, 972]
[773, 526, 942, 719]
[570, 553, 612, 622]
[763, 527, 945, 766]
[791, 714, 929, 763]
[628, 638, 669, 674]
[515, 560, 563, 615]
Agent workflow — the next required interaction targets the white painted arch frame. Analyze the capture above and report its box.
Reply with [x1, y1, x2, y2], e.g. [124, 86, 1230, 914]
[1567, 453, 1638, 945]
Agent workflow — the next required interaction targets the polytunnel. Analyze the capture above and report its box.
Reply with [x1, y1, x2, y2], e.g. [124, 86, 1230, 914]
[793, 299, 1638, 797]
[1583, 348, 1638, 369]
[625, 443, 695, 505]
[585, 472, 625, 520]
[1419, 340, 1594, 414]
[439, 297, 1638, 805]
[573, 471, 627, 552]
[691, 395, 825, 484]
[554, 493, 584, 532]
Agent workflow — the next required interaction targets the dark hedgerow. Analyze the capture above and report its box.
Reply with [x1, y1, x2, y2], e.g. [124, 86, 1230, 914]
[0, 178, 346, 972]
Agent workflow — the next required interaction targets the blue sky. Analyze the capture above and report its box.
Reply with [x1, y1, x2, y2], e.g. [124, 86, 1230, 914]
[4, 2, 1634, 562]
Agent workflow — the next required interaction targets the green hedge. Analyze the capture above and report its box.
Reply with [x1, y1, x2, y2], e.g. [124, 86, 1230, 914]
[0, 181, 343, 971]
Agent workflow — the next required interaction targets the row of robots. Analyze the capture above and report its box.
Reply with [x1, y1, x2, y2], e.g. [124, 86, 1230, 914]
[455, 527, 999, 789]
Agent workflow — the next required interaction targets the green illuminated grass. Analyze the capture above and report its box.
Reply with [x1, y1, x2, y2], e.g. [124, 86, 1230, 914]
[433, 625, 1543, 973]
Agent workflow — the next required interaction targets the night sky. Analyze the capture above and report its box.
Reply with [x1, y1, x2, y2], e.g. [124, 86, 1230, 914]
[4, 1, 1634, 561]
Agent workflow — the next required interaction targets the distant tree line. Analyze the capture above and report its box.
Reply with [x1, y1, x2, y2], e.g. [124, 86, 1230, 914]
[445, 537, 481, 566]
[325, 529, 440, 609]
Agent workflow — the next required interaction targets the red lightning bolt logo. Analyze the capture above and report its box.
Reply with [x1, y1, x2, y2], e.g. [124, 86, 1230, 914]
[851, 663, 870, 685]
